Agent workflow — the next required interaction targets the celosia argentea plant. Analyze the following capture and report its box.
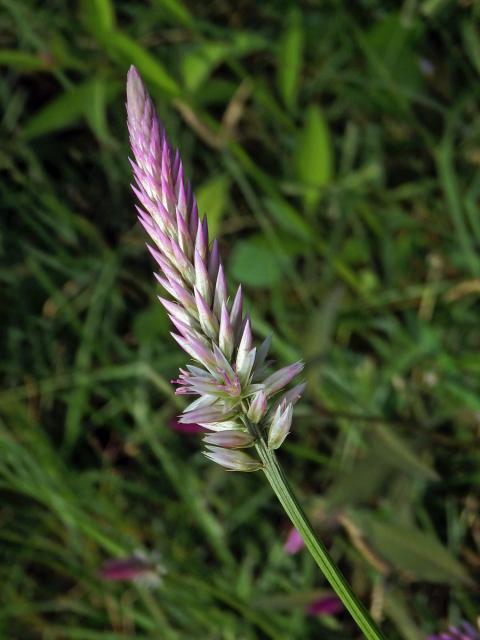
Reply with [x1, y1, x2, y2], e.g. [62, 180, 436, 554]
[126, 66, 385, 640]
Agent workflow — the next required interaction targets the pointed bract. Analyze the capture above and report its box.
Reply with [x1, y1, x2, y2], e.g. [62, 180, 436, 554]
[214, 264, 227, 317]
[203, 446, 263, 472]
[229, 285, 243, 336]
[273, 382, 306, 411]
[236, 318, 254, 382]
[268, 402, 293, 450]
[203, 430, 255, 449]
[262, 361, 305, 397]
[247, 390, 267, 423]
[219, 302, 234, 360]
[194, 287, 219, 340]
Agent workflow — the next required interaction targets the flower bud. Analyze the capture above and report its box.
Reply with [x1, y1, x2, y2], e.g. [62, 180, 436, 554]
[268, 402, 293, 450]
[214, 264, 228, 318]
[272, 382, 306, 412]
[236, 318, 255, 383]
[179, 402, 233, 425]
[203, 430, 255, 449]
[262, 361, 304, 397]
[247, 390, 267, 423]
[203, 445, 263, 472]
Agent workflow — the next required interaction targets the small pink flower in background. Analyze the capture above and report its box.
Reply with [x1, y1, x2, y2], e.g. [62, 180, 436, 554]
[99, 551, 165, 587]
[284, 527, 305, 554]
[169, 417, 205, 434]
[100, 557, 148, 581]
[306, 594, 343, 616]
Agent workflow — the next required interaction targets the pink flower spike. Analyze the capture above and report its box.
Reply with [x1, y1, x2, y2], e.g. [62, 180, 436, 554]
[284, 527, 305, 554]
[127, 66, 305, 468]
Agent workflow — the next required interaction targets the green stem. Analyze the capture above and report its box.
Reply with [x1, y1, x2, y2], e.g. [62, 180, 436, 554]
[254, 433, 385, 640]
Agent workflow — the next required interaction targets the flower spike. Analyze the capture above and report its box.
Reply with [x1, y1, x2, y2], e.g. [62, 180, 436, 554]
[126, 66, 304, 469]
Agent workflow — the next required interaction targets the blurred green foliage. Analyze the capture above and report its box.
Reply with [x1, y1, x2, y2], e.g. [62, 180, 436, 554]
[1, 0, 480, 638]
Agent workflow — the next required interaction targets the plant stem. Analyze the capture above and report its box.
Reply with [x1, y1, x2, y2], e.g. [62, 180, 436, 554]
[254, 433, 386, 640]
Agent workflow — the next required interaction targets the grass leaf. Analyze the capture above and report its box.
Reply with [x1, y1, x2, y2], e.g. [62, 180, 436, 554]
[276, 8, 304, 113]
[22, 79, 121, 139]
[106, 32, 181, 97]
[295, 104, 333, 211]
[81, 0, 116, 38]
[0, 49, 51, 71]
[230, 238, 284, 287]
[358, 515, 473, 585]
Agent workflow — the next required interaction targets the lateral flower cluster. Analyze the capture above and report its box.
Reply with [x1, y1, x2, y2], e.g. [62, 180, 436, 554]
[127, 66, 305, 471]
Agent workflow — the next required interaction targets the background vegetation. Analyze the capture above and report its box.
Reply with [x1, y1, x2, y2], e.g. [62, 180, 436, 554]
[1, 0, 479, 638]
